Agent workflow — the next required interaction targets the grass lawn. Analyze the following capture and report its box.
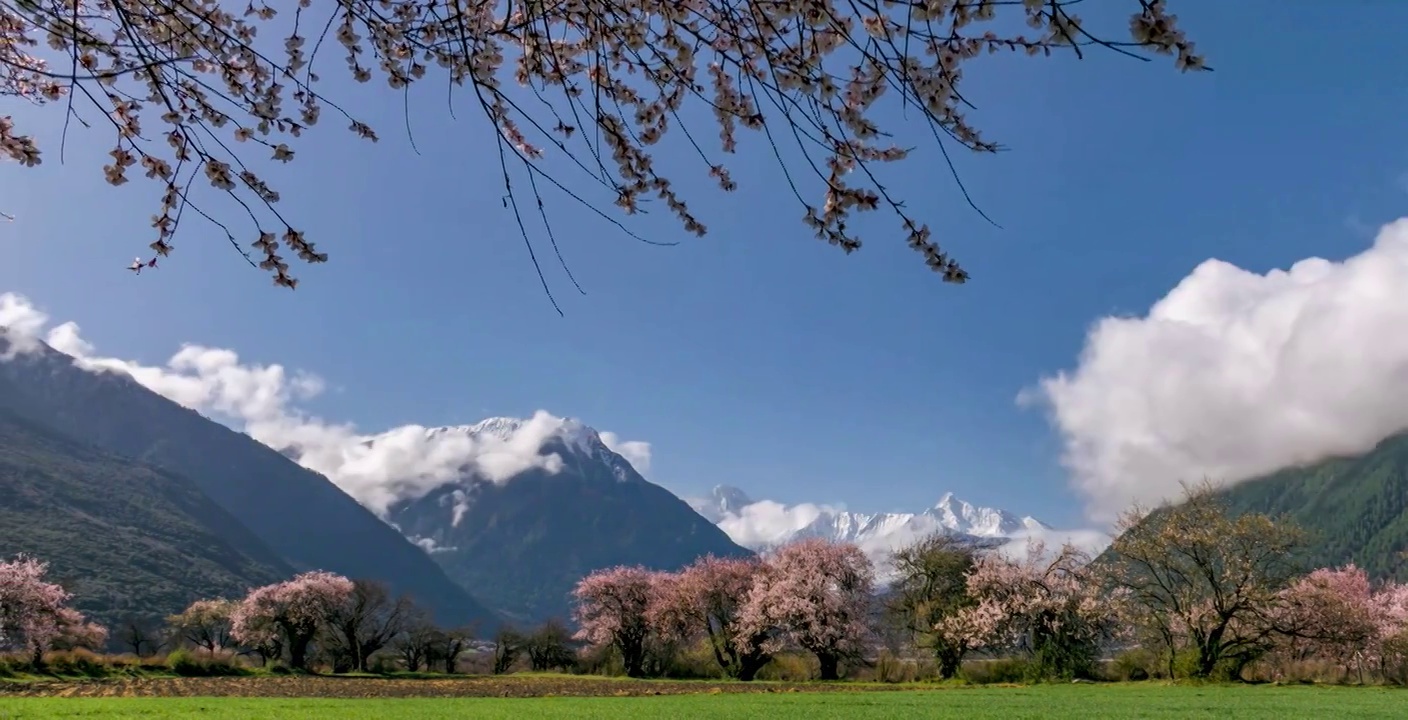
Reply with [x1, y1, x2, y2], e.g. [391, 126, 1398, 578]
[1, 684, 1405, 719]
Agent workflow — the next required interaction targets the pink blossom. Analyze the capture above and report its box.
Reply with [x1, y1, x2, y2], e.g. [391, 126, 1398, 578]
[940, 541, 1116, 679]
[0, 555, 104, 663]
[231, 570, 354, 669]
[0, 2, 1202, 289]
[572, 565, 657, 678]
[649, 555, 771, 680]
[737, 539, 874, 680]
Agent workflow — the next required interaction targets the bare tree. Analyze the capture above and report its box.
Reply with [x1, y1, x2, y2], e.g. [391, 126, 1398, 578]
[0, 1, 1205, 301]
[1102, 481, 1307, 680]
[114, 615, 167, 656]
[525, 618, 577, 672]
[885, 532, 981, 679]
[491, 625, 525, 675]
[324, 579, 413, 673]
[435, 624, 476, 674]
[393, 613, 440, 672]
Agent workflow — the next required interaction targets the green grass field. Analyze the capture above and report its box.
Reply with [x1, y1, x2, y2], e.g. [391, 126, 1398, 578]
[2, 684, 1406, 719]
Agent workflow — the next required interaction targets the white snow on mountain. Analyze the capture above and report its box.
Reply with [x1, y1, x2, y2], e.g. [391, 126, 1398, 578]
[421, 414, 653, 485]
[687, 485, 1111, 576]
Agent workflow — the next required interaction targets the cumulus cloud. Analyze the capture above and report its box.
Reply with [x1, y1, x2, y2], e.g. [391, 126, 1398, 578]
[0, 292, 651, 517]
[1029, 217, 1408, 522]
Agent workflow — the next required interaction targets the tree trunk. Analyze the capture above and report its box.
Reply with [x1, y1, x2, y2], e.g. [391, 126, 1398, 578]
[816, 652, 840, 681]
[737, 653, 769, 682]
[622, 642, 646, 678]
[288, 635, 312, 671]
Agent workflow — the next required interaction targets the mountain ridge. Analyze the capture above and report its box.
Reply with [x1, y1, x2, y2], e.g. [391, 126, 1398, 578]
[0, 337, 499, 630]
[690, 484, 1092, 578]
[0, 383, 292, 627]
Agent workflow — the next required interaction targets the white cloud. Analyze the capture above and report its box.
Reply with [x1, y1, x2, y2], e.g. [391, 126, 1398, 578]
[995, 528, 1113, 561]
[598, 431, 652, 477]
[0, 292, 651, 517]
[0, 292, 50, 359]
[1029, 217, 1408, 523]
[714, 500, 841, 548]
[408, 536, 457, 554]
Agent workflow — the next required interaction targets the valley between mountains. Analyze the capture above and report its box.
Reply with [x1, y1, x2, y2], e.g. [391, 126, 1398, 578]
[4, 330, 1408, 631]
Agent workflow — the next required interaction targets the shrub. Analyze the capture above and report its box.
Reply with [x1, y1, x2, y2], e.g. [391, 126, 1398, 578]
[44, 649, 114, 677]
[1108, 648, 1161, 681]
[959, 658, 1032, 685]
[165, 648, 247, 677]
[755, 653, 818, 682]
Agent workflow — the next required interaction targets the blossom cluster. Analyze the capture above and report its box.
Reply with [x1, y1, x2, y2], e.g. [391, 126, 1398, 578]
[0, 1, 1204, 289]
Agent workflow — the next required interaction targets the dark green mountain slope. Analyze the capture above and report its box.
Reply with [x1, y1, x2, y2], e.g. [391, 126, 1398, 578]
[1213, 432, 1408, 580]
[0, 405, 290, 626]
[0, 339, 499, 630]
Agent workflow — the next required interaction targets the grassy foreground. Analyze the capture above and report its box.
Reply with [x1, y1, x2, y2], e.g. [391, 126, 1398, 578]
[1, 678, 1405, 719]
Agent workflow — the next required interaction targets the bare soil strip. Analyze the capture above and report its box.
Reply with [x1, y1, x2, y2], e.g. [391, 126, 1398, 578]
[0, 675, 937, 699]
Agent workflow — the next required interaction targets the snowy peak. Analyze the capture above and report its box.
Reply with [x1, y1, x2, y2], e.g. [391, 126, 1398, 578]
[928, 492, 1027, 538]
[694, 484, 754, 522]
[419, 413, 641, 488]
[426, 414, 610, 461]
[691, 487, 1066, 579]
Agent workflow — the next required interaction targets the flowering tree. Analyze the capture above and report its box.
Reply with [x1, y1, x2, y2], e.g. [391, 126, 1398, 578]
[939, 541, 1116, 680]
[738, 538, 873, 680]
[0, 1, 1204, 296]
[1274, 567, 1408, 682]
[0, 555, 106, 664]
[230, 570, 354, 670]
[167, 598, 238, 653]
[1103, 482, 1305, 679]
[572, 565, 657, 678]
[886, 532, 980, 678]
[650, 554, 772, 680]
[1274, 565, 1381, 676]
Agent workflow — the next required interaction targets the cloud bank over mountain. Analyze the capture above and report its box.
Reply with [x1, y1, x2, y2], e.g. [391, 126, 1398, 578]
[690, 485, 1113, 570]
[0, 292, 651, 516]
[1030, 217, 1408, 522]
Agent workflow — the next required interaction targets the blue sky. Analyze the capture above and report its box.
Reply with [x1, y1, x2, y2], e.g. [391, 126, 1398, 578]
[4, 1, 1408, 530]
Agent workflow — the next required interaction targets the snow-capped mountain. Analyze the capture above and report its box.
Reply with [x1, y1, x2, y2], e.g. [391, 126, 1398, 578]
[692, 484, 1051, 544]
[423, 415, 643, 485]
[387, 416, 749, 622]
[688, 484, 1085, 578]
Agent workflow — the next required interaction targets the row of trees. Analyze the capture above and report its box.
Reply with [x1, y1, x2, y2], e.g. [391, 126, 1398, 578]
[166, 572, 479, 673]
[573, 540, 873, 680]
[7, 485, 1408, 682]
[570, 485, 1408, 683]
[0, 562, 477, 673]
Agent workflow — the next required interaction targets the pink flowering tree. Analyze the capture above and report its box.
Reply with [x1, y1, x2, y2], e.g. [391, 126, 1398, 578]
[0, 2, 1203, 295]
[738, 539, 874, 680]
[1274, 567, 1408, 682]
[1274, 565, 1381, 675]
[649, 555, 772, 681]
[230, 571, 354, 670]
[940, 541, 1117, 680]
[572, 565, 658, 678]
[0, 555, 106, 665]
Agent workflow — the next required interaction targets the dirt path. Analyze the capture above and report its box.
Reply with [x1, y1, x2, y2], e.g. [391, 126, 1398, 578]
[0, 675, 933, 698]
